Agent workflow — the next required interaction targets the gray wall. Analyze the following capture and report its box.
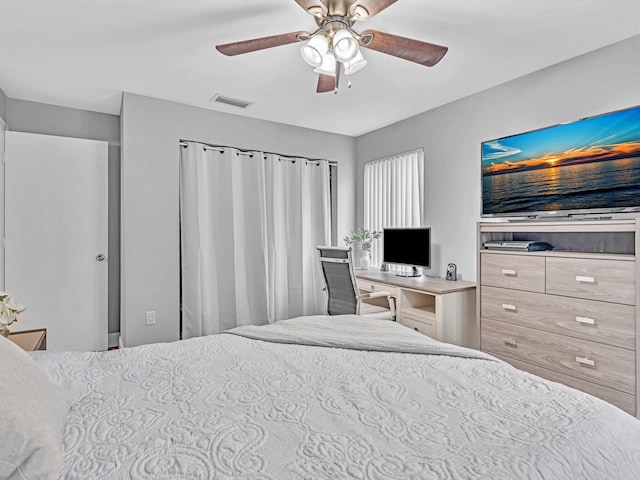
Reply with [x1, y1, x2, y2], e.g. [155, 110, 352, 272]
[6, 99, 121, 335]
[355, 34, 640, 282]
[121, 93, 356, 347]
[0, 88, 7, 124]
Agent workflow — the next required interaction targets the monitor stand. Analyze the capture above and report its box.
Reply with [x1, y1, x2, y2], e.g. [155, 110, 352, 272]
[396, 267, 422, 277]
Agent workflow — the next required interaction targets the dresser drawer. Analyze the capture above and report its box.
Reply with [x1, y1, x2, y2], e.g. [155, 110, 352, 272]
[356, 279, 399, 297]
[481, 286, 636, 350]
[492, 353, 636, 416]
[546, 257, 635, 305]
[398, 313, 436, 338]
[481, 318, 636, 394]
[480, 253, 545, 293]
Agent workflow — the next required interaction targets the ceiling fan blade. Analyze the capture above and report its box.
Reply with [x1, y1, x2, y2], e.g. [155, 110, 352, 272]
[359, 29, 448, 67]
[317, 74, 336, 93]
[350, 0, 397, 19]
[216, 31, 308, 56]
[293, 0, 327, 17]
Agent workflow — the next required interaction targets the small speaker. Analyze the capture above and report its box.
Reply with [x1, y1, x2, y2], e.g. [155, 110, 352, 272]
[446, 263, 457, 281]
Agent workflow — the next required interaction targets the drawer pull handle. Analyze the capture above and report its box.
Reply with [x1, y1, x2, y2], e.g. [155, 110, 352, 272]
[502, 269, 517, 276]
[575, 316, 595, 325]
[502, 303, 517, 312]
[576, 356, 595, 367]
[576, 275, 595, 283]
[502, 337, 518, 347]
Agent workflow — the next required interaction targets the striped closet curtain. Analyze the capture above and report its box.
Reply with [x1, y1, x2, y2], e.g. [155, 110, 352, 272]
[364, 149, 424, 268]
[179, 142, 330, 338]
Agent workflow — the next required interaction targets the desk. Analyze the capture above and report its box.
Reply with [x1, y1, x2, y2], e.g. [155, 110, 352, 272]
[356, 271, 477, 348]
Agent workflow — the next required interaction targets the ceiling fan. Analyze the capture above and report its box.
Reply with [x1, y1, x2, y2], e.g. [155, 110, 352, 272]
[215, 0, 448, 93]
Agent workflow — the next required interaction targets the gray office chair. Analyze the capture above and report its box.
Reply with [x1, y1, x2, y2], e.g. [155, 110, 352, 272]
[317, 246, 395, 320]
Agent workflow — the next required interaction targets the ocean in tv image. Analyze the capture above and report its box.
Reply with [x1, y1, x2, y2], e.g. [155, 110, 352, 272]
[482, 106, 640, 215]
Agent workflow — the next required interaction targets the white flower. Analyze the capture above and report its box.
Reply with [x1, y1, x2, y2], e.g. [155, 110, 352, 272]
[0, 303, 17, 328]
[4, 296, 26, 314]
[0, 293, 26, 329]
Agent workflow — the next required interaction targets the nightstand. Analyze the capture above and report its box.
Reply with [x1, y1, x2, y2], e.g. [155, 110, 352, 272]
[8, 328, 47, 351]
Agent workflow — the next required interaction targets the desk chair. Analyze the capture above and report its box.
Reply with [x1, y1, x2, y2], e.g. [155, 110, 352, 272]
[317, 246, 395, 320]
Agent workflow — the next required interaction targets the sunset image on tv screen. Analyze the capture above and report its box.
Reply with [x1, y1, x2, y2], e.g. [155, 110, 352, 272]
[482, 106, 640, 215]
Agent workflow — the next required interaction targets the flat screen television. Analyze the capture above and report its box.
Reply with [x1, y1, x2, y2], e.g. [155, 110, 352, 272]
[383, 227, 430, 277]
[481, 105, 640, 218]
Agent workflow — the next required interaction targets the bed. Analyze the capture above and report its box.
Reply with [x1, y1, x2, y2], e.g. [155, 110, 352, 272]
[2, 315, 640, 479]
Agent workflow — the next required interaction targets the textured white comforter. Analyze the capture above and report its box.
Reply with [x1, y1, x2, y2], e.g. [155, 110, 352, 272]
[32, 315, 640, 479]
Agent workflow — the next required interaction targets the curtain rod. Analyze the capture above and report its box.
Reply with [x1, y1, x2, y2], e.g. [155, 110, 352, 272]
[179, 140, 338, 166]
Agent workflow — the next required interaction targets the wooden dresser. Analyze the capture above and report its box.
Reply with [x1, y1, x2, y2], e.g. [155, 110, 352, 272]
[478, 220, 638, 417]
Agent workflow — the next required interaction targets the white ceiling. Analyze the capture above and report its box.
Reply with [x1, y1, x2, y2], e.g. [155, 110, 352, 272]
[1, 0, 640, 137]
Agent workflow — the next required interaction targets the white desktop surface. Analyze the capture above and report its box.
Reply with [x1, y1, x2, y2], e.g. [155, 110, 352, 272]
[355, 270, 476, 295]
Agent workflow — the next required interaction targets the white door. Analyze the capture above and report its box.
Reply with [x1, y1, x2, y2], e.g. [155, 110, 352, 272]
[4, 131, 108, 351]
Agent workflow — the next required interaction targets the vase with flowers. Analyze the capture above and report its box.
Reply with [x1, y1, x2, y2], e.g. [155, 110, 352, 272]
[0, 292, 26, 338]
[344, 228, 381, 270]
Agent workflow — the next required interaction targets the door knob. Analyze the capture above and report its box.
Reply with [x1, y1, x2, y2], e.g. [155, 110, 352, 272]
[96, 254, 106, 262]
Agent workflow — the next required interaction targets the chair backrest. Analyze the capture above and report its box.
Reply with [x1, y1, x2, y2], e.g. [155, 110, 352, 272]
[317, 246, 359, 315]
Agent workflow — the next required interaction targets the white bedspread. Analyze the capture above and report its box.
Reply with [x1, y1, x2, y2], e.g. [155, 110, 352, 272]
[32, 315, 640, 479]
[225, 315, 496, 360]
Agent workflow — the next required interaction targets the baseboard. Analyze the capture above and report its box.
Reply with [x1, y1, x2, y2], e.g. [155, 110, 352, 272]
[108, 332, 120, 349]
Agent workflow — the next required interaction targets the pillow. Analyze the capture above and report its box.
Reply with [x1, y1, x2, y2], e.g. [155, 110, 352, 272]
[0, 335, 67, 480]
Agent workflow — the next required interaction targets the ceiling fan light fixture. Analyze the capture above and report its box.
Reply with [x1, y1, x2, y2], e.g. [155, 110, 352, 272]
[313, 51, 337, 76]
[344, 50, 367, 75]
[300, 34, 329, 67]
[307, 6, 325, 18]
[216, 1, 449, 94]
[351, 5, 370, 21]
[332, 29, 359, 63]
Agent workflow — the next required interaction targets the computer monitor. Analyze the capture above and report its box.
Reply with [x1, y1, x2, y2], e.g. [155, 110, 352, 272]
[383, 227, 431, 277]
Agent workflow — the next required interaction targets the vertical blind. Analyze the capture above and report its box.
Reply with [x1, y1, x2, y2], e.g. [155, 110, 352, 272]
[364, 149, 424, 268]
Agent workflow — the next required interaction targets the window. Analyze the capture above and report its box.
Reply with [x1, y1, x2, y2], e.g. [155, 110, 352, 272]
[330, 163, 338, 246]
[364, 149, 424, 268]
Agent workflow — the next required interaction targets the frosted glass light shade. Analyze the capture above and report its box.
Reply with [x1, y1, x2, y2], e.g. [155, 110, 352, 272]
[301, 35, 329, 67]
[314, 52, 337, 76]
[333, 29, 359, 63]
[344, 51, 367, 75]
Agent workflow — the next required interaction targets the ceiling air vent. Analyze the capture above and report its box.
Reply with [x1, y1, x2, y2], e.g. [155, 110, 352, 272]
[210, 94, 254, 109]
